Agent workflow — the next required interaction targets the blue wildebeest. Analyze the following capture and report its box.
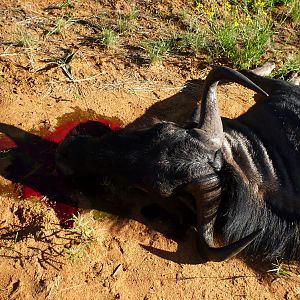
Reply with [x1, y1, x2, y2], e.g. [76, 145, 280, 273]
[56, 66, 300, 262]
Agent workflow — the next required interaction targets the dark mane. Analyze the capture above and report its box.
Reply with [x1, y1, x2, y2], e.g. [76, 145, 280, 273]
[217, 163, 300, 261]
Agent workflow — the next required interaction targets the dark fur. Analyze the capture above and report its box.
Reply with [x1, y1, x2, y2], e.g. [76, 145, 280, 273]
[56, 70, 300, 261]
[218, 163, 300, 261]
[216, 74, 300, 260]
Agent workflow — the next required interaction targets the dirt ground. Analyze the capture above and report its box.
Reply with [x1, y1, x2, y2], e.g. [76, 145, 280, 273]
[1, 1, 300, 299]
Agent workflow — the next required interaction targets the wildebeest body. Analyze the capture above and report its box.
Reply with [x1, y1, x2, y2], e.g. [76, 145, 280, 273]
[219, 74, 300, 260]
[56, 68, 300, 261]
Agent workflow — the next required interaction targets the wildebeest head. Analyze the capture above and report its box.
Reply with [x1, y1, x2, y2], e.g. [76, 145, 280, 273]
[98, 121, 223, 196]
[56, 67, 266, 261]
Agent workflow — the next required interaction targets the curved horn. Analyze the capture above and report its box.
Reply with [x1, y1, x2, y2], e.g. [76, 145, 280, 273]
[187, 178, 262, 262]
[190, 67, 269, 151]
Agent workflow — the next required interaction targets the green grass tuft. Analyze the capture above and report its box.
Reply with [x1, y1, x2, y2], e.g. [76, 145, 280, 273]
[47, 16, 74, 35]
[118, 5, 138, 33]
[267, 261, 300, 277]
[191, 1, 273, 68]
[64, 213, 96, 262]
[177, 32, 208, 52]
[142, 40, 172, 64]
[290, 0, 300, 22]
[97, 28, 118, 48]
[273, 51, 300, 79]
[15, 29, 37, 48]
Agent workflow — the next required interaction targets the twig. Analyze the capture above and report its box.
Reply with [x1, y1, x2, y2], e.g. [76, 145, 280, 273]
[49, 73, 103, 83]
[0, 53, 27, 57]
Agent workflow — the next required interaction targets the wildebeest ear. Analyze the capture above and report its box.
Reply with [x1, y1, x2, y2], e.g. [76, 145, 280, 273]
[208, 150, 222, 172]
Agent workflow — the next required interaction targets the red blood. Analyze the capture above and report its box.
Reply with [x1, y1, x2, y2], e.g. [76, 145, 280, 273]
[45, 200, 78, 229]
[0, 136, 16, 150]
[0, 119, 120, 228]
[22, 186, 42, 198]
[45, 119, 120, 143]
